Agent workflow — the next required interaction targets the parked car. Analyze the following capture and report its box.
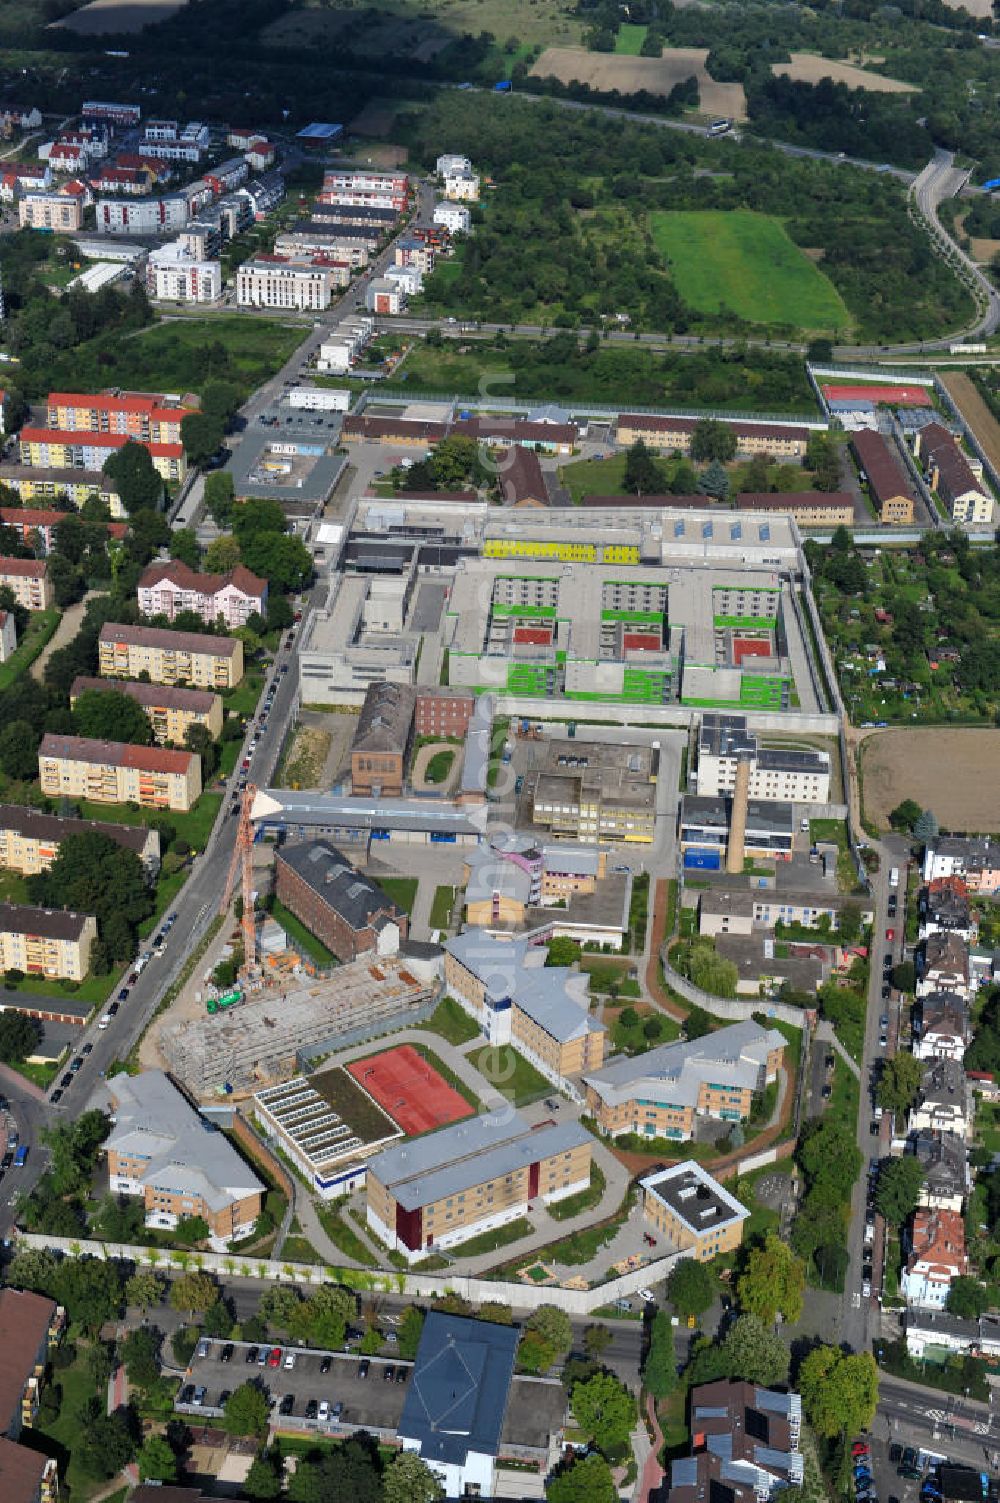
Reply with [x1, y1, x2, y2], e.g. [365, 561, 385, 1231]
[51, 1089, 63, 1104]
[193, 1387, 206, 1406]
[221, 1344, 233, 1363]
[196, 1339, 210, 1359]
[180, 1384, 195, 1404]
[320, 1356, 332, 1374]
[267, 1347, 282, 1368]
[246, 1346, 258, 1364]
[279, 1394, 294, 1416]
[638, 1287, 656, 1302]
[383, 1365, 394, 1382]
[305, 1399, 318, 1420]
[332, 1401, 343, 1420]
[284, 1352, 295, 1370]
[395, 1366, 408, 1383]
[318, 1400, 330, 1423]
[60, 1072, 73, 1088]
[357, 1360, 370, 1379]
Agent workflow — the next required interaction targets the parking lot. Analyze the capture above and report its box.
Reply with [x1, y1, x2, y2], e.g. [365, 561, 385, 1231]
[178, 1339, 411, 1434]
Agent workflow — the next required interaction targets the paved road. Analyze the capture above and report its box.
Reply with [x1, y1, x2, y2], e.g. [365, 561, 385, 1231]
[911, 150, 1000, 341]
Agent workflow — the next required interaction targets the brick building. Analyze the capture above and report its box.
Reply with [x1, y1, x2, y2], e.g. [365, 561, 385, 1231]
[413, 687, 476, 739]
[349, 681, 416, 797]
[274, 841, 408, 961]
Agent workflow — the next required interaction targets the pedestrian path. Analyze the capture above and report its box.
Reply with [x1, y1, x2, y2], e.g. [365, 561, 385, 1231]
[816, 1019, 862, 1081]
[637, 1392, 665, 1502]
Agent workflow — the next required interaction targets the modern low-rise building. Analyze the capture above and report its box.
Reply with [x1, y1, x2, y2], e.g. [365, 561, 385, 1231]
[0, 1288, 64, 1441]
[366, 1108, 592, 1261]
[526, 739, 657, 845]
[274, 841, 409, 961]
[254, 1066, 403, 1200]
[0, 558, 52, 612]
[583, 1019, 785, 1140]
[679, 794, 795, 866]
[444, 928, 607, 1089]
[98, 622, 244, 689]
[0, 803, 159, 877]
[69, 676, 223, 746]
[901, 1206, 968, 1309]
[669, 1381, 803, 1503]
[694, 712, 831, 803]
[137, 561, 267, 628]
[697, 886, 871, 937]
[641, 1161, 749, 1260]
[905, 1309, 1000, 1362]
[105, 1070, 263, 1246]
[38, 733, 202, 812]
[0, 903, 97, 981]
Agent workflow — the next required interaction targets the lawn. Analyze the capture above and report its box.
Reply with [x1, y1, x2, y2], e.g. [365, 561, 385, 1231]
[474, 1043, 551, 1104]
[34, 1344, 107, 1499]
[610, 1004, 681, 1054]
[0, 608, 59, 691]
[419, 994, 480, 1046]
[64, 317, 305, 403]
[223, 669, 265, 719]
[547, 1160, 607, 1220]
[438, 1215, 534, 1260]
[281, 1234, 322, 1264]
[379, 877, 418, 915]
[559, 453, 628, 504]
[271, 898, 337, 967]
[74, 792, 224, 853]
[650, 210, 851, 332]
[429, 884, 456, 930]
[615, 21, 649, 52]
[424, 749, 456, 784]
[315, 1201, 373, 1262]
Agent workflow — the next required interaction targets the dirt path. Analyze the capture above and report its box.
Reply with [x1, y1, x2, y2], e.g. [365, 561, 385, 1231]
[410, 741, 461, 795]
[31, 593, 95, 682]
[643, 879, 687, 1022]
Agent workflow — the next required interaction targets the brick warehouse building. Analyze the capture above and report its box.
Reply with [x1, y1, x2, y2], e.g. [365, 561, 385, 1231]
[274, 840, 409, 961]
[413, 687, 476, 740]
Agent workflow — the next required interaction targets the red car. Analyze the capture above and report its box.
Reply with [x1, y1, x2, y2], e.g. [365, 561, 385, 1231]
[852, 1443, 870, 1458]
[886, 928, 894, 941]
[267, 1347, 282, 1368]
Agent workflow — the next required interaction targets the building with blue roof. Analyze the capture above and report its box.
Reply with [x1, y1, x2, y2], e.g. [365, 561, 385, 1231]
[398, 1311, 519, 1497]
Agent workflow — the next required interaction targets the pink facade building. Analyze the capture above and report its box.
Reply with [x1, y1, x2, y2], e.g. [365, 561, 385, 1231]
[137, 561, 267, 628]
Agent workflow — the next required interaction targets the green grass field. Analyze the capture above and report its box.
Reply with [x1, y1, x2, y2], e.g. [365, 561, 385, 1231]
[650, 210, 851, 332]
[615, 23, 649, 53]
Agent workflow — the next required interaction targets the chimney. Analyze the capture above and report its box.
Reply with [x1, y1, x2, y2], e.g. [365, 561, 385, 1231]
[726, 755, 751, 876]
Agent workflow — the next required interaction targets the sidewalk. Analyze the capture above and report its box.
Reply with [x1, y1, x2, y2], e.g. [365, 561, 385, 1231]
[816, 1018, 862, 1081]
[636, 1393, 665, 1502]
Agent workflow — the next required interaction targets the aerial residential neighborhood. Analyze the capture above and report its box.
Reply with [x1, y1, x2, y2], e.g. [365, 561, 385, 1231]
[0, 8, 993, 1503]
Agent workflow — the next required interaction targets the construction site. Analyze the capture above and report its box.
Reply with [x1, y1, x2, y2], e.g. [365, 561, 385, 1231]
[159, 955, 437, 1096]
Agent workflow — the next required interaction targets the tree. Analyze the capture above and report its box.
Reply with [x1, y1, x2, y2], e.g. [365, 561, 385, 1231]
[546, 935, 581, 967]
[85, 1339, 115, 1386]
[291, 1284, 355, 1350]
[174, 1214, 210, 1245]
[138, 1434, 178, 1483]
[204, 471, 235, 527]
[736, 1234, 805, 1324]
[43, 1110, 109, 1196]
[798, 1346, 878, 1440]
[0, 718, 40, 779]
[121, 1326, 161, 1390]
[913, 809, 939, 843]
[399, 1305, 425, 1360]
[666, 1258, 716, 1319]
[429, 434, 482, 490]
[78, 1409, 138, 1478]
[205, 534, 242, 572]
[876, 1053, 923, 1115]
[547, 1452, 617, 1503]
[125, 1271, 165, 1311]
[57, 1255, 124, 1333]
[569, 1371, 635, 1455]
[642, 1310, 677, 1400]
[892, 960, 916, 993]
[719, 1313, 790, 1387]
[948, 1275, 990, 1319]
[223, 1381, 271, 1438]
[521, 1304, 572, 1371]
[0, 1008, 41, 1062]
[103, 440, 162, 513]
[875, 1155, 924, 1225]
[699, 460, 730, 500]
[623, 439, 665, 495]
[48, 552, 85, 607]
[170, 1271, 217, 1316]
[690, 417, 737, 463]
[28, 833, 153, 960]
[170, 527, 201, 569]
[237, 530, 312, 594]
[95, 1190, 145, 1242]
[244, 1449, 283, 1501]
[181, 410, 225, 468]
[383, 1451, 445, 1503]
[73, 688, 154, 746]
[889, 798, 922, 833]
[583, 1323, 612, 1360]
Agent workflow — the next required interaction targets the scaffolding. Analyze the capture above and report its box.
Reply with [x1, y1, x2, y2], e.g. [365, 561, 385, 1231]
[220, 781, 258, 979]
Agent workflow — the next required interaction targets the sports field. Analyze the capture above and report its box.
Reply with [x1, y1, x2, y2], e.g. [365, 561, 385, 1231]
[650, 210, 851, 331]
[347, 1043, 473, 1135]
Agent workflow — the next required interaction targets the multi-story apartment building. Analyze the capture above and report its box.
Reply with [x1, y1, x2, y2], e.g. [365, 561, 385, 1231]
[44, 391, 189, 444]
[0, 507, 126, 556]
[916, 422, 995, 526]
[924, 835, 1000, 896]
[95, 194, 189, 235]
[919, 878, 974, 942]
[912, 991, 970, 1062]
[81, 100, 141, 127]
[917, 931, 971, 1000]
[366, 1108, 592, 1261]
[0, 466, 125, 516]
[433, 201, 471, 234]
[583, 1019, 785, 1139]
[669, 1382, 803, 1503]
[146, 242, 221, 303]
[0, 559, 52, 612]
[19, 428, 185, 483]
[97, 622, 244, 689]
[319, 168, 408, 211]
[901, 1207, 968, 1309]
[105, 1069, 263, 1245]
[909, 1057, 970, 1138]
[615, 414, 811, 458]
[70, 676, 223, 746]
[0, 803, 159, 877]
[275, 841, 409, 961]
[18, 191, 83, 231]
[38, 733, 202, 812]
[137, 560, 267, 628]
[641, 1162, 749, 1261]
[0, 1287, 64, 1440]
[349, 681, 415, 797]
[694, 713, 831, 803]
[0, 1437, 59, 1503]
[0, 902, 97, 980]
[445, 928, 607, 1089]
[236, 254, 343, 310]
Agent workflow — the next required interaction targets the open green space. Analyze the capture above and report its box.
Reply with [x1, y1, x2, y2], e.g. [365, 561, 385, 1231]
[424, 749, 456, 784]
[419, 993, 480, 1046]
[651, 211, 851, 331]
[559, 453, 628, 504]
[315, 1202, 373, 1263]
[547, 1160, 608, 1220]
[474, 1043, 551, 1105]
[379, 877, 418, 915]
[615, 22, 649, 53]
[0, 609, 59, 692]
[74, 792, 223, 853]
[222, 669, 266, 719]
[429, 884, 456, 930]
[271, 898, 337, 967]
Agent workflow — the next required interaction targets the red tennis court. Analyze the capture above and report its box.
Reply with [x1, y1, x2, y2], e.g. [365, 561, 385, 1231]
[347, 1044, 473, 1136]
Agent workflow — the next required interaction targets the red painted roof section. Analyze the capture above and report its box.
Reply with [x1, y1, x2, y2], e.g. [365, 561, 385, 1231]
[21, 427, 183, 458]
[39, 732, 196, 773]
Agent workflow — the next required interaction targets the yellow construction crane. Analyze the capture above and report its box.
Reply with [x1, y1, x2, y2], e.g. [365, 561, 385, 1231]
[220, 782, 259, 979]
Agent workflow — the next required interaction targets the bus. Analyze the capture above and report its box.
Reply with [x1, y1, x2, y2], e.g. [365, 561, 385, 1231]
[708, 117, 733, 136]
[13, 1146, 27, 1168]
